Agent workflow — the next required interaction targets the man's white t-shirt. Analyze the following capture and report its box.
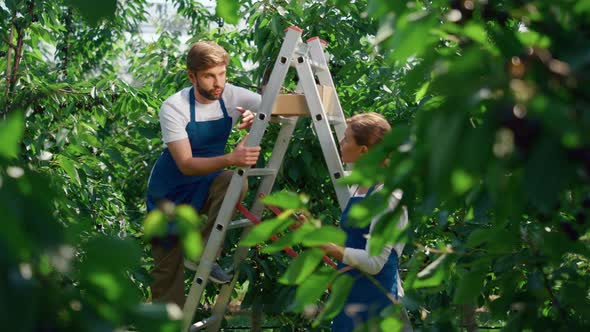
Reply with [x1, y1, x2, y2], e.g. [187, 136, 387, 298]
[159, 83, 261, 145]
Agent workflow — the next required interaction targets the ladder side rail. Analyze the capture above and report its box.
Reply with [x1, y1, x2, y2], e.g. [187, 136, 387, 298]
[307, 38, 347, 144]
[245, 27, 303, 149]
[250, 117, 298, 216]
[206, 118, 299, 332]
[183, 27, 303, 332]
[295, 58, 350, 211]
[182, 174, 246, 331]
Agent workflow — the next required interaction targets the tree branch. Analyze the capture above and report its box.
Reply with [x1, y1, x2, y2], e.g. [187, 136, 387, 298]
[3, 17, 15, 117]
[4, 1, 35, 115]
[1, 35, 17, 49]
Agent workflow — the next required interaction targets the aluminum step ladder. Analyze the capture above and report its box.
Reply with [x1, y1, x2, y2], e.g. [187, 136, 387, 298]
[182, 26, 350, 332]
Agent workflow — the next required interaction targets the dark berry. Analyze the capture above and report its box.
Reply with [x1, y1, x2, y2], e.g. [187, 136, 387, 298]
[575, 211, 587, 225]
[560, 222, 580, 241]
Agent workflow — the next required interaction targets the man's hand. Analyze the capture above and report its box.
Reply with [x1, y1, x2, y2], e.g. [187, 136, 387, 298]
[236, 106, 255, 130]
[228, 135, 261, 166]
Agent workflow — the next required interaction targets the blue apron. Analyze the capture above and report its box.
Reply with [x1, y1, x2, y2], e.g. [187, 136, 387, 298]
[332, 186, 399, 332]
[146, 87, 232, 213]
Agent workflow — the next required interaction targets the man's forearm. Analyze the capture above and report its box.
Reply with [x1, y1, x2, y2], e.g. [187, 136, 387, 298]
[178, 154, 232, 176]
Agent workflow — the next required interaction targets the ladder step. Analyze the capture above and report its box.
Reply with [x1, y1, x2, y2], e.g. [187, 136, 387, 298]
[270, 115, 299, 124]
[189, 316, 218, 331]
[248, 168, 277, 176]
[309, 61, 329, 72]
[328, 115, 345, 125]
[289, 59, 328, 72]
[228, 218, 253, 230]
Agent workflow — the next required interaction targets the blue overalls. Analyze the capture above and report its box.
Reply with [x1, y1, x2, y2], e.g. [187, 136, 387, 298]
[146, 87, 232, 214]
[332, 186, 399, 332]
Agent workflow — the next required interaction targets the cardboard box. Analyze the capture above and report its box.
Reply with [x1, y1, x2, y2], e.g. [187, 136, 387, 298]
[271, 85, 334, 116]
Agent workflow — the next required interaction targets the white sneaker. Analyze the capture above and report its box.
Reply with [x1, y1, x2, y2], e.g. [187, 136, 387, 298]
[208, 263, 232, 284]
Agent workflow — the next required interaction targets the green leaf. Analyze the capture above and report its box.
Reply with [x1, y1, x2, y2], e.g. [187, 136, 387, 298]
[260, 231, 297, 254]
[384, 12, 437, 63]
[415, 81, 430, 104]
[413, 254, 448, 288]
[175, 204, 200, 233]
[216, 0, 240, 25]
[279, 248, 325, 285]
[465, 228, 490, 248]
[181, 230, 202, 261]
[453, 270, 486, 304]
[240, 216, 294, 246]
[314, 274, 354, 324]
[428, 110, 467, 192]
[65, 0, 117, 25]
[0, 111, 24, 158]
[88, 271, 123, 301]
[575, 0, 590, 14]
[270, 15, 283, 36]
[143, 210, 167, 240]
[261, 191, 307, 209]
[525, 139, 567, 213]
[301, 226, 346, 246]
[292, 268, 337, 311]
[452, 169, 474, 194]
[82, 236, 142, 272]
[260, 223, 316, 254]
[463, 23, 497, 54]
[368, 208, 404, 256]
[58, 156, 81, 186]
[381, 317, 403, 332]
[105, 147, 128, 168]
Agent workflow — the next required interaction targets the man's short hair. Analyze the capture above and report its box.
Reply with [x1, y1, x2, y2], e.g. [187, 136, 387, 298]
[186, 41, 230, 73]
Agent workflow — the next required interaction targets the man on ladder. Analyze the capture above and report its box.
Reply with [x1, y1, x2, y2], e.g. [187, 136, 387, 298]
[145, 41, 261, 308]
[180, 26, 354, 331]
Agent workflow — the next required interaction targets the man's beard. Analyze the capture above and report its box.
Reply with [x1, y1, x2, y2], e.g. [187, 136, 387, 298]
[196, 80, 223, 101]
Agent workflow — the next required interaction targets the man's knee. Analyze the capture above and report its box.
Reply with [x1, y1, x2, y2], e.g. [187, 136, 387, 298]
[212, 170, 247, 198]
[212, 170, 233, 191]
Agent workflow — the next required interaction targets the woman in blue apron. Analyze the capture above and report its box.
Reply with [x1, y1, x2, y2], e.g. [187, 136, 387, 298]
[321, 112, 406, 331]
[331, 185, 399, 331]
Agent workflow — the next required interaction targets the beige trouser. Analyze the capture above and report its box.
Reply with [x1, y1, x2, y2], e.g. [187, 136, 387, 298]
[150, 170, 247, 307]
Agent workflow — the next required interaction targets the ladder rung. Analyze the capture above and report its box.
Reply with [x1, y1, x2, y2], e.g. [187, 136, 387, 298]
[270, 115, 299, 123]
[328, 115, 345, 125]
[189, 316, 217, 331]
[289, 59, 328, 72]
[294, 43, 309, 57]
[248, 168, 277, 176]
[309, 61, 329, 72]
[228, 218, 253, 229]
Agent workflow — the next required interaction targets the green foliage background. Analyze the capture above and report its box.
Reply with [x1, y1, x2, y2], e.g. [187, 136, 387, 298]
[1, 0, 589, 331]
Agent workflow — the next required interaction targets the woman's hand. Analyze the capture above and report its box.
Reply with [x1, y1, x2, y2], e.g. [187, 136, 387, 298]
[320, 242, 345, 261]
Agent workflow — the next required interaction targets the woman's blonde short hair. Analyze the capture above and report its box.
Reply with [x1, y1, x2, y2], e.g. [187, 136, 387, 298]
[186, 41, 230, 73]
[346, 112, 391, 148]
